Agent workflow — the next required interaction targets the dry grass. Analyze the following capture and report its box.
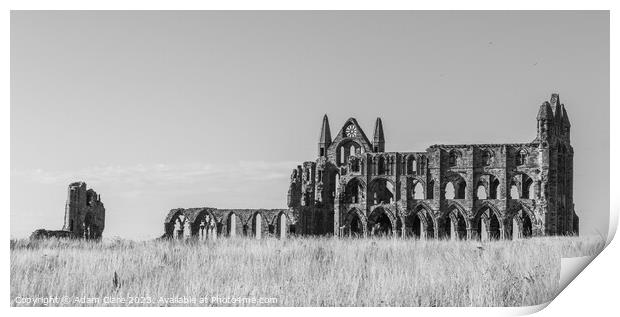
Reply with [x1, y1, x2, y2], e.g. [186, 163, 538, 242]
[10, 235, 604, 307]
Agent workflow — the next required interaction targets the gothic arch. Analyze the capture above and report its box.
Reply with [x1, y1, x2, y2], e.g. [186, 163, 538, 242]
[274, 211, 292, 239]
[367, 206, 396, 236]
[475, 173, 500, 199]
[250, 211, 268, 239]
[368, 177, 395, 205]
[440, 202, 469, 240]
[377, 155, 387, 175]
[165, 209, 187, 239]
[224, 211, 243, 237]
[509, 172, 535, 199]
[344, 207, 367, 237]
[408, 176, 426, 200]
[343, 177, 366, 204]
[448, 149, 462, 167]
[406, 155, 418, 175]
[336, 139, 362, 166]
[480, 148, 494, 166]
[507, 202, 538, 239]
[192, 209, 220, 240]
[473, 202, 503, 241]
[443, 172, 467, 199]
[412, 203, 436, 239]
[516, 147, 529, 166]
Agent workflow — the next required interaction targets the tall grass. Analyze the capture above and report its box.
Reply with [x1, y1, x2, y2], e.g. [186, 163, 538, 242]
[10, 236, 604, 307]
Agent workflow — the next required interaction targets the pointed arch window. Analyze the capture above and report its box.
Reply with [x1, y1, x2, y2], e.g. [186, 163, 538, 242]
[516, 149, 528, 166]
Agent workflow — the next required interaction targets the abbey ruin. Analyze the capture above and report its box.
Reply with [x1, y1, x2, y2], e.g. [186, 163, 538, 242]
[30, 182, 105, 240]
[165, 93, 578, 241]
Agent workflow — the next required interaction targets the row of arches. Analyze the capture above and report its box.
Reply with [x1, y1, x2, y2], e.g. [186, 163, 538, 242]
[447, 148, 531, 167]
[342, 172, 537, 210]
[408, 173, 536, 201]
[340, 205, 534, 241]
[167, 210, 295, 240]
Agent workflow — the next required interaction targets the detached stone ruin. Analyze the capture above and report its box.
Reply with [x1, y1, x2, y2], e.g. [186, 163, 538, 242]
[30, 181, 105, 240]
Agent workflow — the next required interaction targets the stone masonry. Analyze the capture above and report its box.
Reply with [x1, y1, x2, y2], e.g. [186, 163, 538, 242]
[288, 93, 578, 241]
[30, 181, 105, 240]
[165, 93, 578, 241]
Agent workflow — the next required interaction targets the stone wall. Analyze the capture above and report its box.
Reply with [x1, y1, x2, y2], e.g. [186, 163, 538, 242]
[287, 93, 578, 240]
[31, 182, 105, 240]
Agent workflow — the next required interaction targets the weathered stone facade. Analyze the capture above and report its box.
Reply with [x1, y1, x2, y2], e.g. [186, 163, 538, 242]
[287, 93, 578, 240]
[165, 93, 578, 241]
[31, 182, 105, 240]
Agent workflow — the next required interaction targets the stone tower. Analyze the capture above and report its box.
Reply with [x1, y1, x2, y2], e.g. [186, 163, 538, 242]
[62, 182, 106, 239]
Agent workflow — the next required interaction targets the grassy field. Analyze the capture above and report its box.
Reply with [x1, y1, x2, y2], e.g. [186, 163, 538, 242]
[10, 235, 604, 307]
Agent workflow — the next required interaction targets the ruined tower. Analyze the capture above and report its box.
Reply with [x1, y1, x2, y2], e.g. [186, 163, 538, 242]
[62, 182, 106, 239]
[30, 181, 106, 240]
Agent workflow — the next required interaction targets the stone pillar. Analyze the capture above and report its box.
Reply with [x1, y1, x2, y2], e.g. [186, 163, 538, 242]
[174, 221, 182, 239]
[480, 219, 489, 242]
[199, 221, 206, 241]
[183, 220, 191, 240]
[466, 227, 474, 240]
[450, 219, 457, 241]
[513, 218, 521, 240]
[499, 220, 505, 240]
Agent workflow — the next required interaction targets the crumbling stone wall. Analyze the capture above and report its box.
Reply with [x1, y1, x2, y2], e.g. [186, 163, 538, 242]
[30, 182, 105, 240]
[163, 208, 297, 240]
[287, 93, 578, 240]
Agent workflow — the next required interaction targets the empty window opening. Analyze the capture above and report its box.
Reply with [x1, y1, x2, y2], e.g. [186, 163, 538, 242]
[413, 182, 424, 199]
[456, 182, 466, 199]
[445, 182, 455, 199]
[476, 182, 487, 199]
[407, 156, 416, 174]
[490, 179, 500, 199]
[377, 156, 387, 175]
[368, 208, 392, 237]
[370, 179, 394, 205]
[510, 184, 520, 199]
[524, 178, 534, 199]
[448, 151, 458, 167]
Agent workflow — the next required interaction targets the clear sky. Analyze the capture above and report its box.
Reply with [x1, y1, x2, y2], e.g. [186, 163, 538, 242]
[11, 11, 609, 239]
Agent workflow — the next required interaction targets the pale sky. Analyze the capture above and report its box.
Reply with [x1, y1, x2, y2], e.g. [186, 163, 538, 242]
[11, 11, 609, 239]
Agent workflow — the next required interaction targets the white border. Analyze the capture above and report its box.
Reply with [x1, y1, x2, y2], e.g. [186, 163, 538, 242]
[3, 1, 617, 316]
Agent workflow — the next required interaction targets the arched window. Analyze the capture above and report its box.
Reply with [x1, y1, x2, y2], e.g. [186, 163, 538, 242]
[407, 156, 417, 175]
[490, 178, 500, 199]
[445, 182, 455, 199]
[481, 150, 492, 166]
[511, 174, 534, 199]
[448, 151, 457, 167]
[510, 183, 520, 199]
[476, 182, 487, 199]
[345, 178, 362, 204]
[524, 177, 534, 199]
[350, 157, 360, 172]
[378, 156, 386, 175]
[456, 181, 466, 199]
[516, 149, 528, 166]
[370, 179, 394, 205]
[413, 182, 424, 199]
